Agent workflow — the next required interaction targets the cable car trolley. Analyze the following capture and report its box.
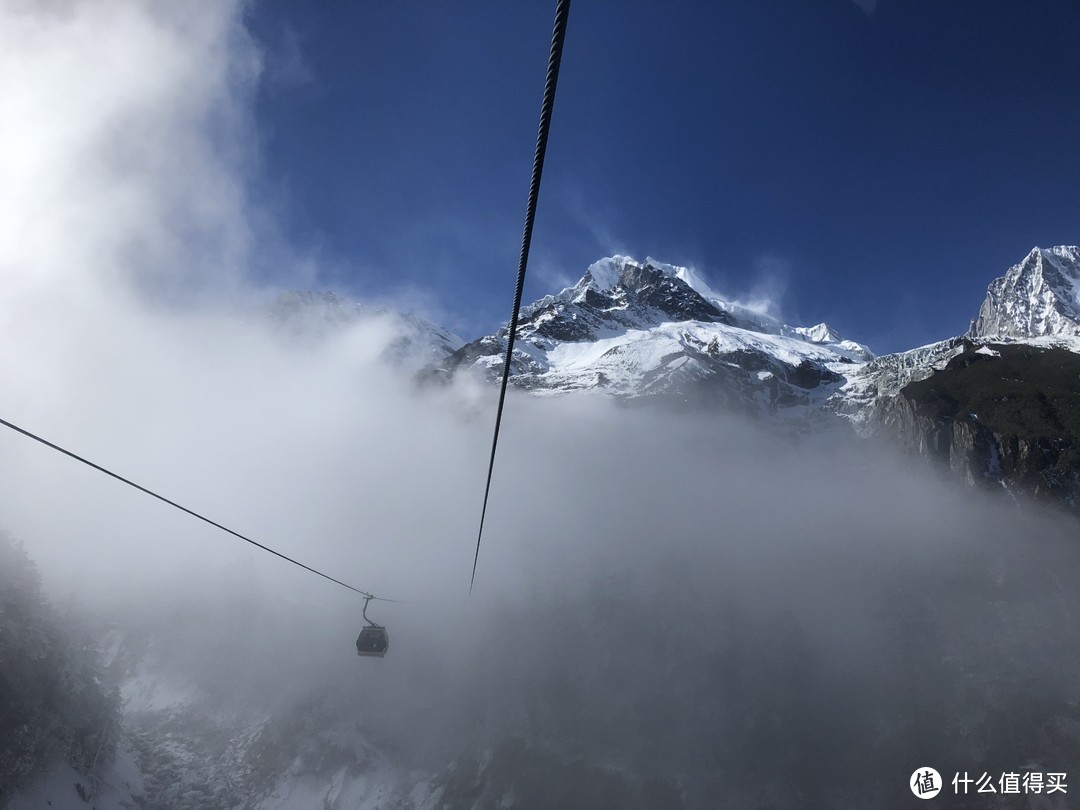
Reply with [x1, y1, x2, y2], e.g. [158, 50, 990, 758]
[356, 595, 389, 658]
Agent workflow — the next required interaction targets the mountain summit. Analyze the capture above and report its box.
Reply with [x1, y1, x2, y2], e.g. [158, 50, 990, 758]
[447, 256, 871, 414]
[515, 255, 866, 352]
[969, 245, 1080, 339]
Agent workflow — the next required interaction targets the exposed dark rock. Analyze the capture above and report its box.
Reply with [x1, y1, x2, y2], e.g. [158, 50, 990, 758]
[530, 312, 598, 342]
[619, 263, 729, 324]
[785, 360, 842, 390]
[447, 336, 504, 369]
[869, 343, 1080, 511]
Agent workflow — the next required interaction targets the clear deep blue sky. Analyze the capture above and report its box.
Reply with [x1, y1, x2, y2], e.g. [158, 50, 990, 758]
[245, 0, 1079, 354]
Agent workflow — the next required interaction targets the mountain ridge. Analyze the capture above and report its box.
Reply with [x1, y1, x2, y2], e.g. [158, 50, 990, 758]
[267, 245, 1080, 510]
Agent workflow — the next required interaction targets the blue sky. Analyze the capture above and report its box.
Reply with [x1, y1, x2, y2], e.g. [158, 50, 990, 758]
[245, 0, 1079, 354]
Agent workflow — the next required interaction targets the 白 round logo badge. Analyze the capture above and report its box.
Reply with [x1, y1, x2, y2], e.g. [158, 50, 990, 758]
[910, 767, 942, 799]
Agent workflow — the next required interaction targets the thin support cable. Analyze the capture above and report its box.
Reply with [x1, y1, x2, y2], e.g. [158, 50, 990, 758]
[0, 415, 395, 602]
[470, 0, 572, 594]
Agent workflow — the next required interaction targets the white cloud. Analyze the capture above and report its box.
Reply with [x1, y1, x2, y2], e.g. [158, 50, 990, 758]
[0, 0, 264, 307]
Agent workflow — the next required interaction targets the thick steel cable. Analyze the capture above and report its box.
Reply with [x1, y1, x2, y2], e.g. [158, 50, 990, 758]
[0, 415, 397, 602]
[470, 0, 572, 594]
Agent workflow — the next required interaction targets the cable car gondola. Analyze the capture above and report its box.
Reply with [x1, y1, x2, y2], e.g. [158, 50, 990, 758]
[356, 595, 389, 658]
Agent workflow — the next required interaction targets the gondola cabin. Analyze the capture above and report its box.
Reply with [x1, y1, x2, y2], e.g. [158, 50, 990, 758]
[356, 624, 389, 658]
[356, 596, 389, 658]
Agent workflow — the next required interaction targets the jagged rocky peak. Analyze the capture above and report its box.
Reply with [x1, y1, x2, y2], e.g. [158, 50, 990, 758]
[513, 256, 733, 345]
[569, 256, 870, 356]
[968, 245, 1080, 339]
[578, 254, 639, 290]
[577, 255, 704, 292]
[575, 255, 743, 323]
[795, 323, 842, 344]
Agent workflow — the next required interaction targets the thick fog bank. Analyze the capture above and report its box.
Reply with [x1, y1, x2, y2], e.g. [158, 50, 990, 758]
[33, 387, 1080, 807]
[355, 407, 1080, 791]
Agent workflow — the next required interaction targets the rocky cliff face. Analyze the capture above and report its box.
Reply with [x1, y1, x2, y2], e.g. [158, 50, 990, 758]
[968, 245, 1080, 339]
[837, 248, 1080, 512]
[868, 342, 1080, 510]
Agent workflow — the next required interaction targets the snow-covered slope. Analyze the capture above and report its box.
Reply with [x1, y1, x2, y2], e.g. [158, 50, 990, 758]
[511, 255, 872, 359]
[448, 256, 873, 418]
[3, 750, 144, 810]
[969, 245, 1080, 339]
[830, 336, 970, 430]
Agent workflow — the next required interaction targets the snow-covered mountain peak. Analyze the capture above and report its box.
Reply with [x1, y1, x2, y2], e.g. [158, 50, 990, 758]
[575, 255, 717, 302]
[575, 255, 871, 352]
[446, 255, 876, 413]
[579, 255, 710, 296]
[580, 255, 638, 291]
[564, 256, 769, 334]
[969, 245, 1080, 339]
[795, 323, 843, 344]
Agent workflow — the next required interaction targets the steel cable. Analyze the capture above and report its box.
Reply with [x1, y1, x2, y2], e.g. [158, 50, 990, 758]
[470, 0, 572, 593]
